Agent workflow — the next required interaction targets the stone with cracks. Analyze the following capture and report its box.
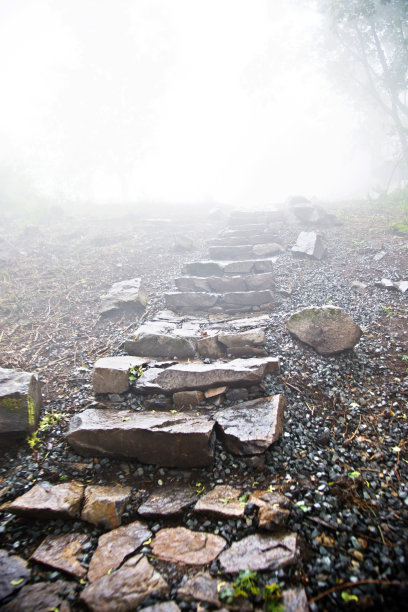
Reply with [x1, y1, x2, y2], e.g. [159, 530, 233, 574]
[137, 484, 196, 517]
[67, 409, 215, 468]
[0, 580, 74, 612]
[80, 554, 169, 612]
[218, 532, 297, 573]
[125, 325, 196, 359]
[183, 261, 224, 277]
[93, 356, 149, 394]
[165, 292, 219, 311]
[196, 335, 224, 359]
[88, 520, 151, 582]
[135, 357, 279, 394]
[0, 549, 30, 601]
[31, 532, 88, 579]
[245, 272, 274, 291]
[194, 485, 246, 518]
[175, 276, 211, 292]
[81, 485, 131, 529]
[152, 527, 226, 565]
[291, 231, 326, 260]
[0, 367, 42, 438]
[287, 306, 362, 355]
[206, 276, 247, 292]
[6, 481, 84, 520]
[100, 278, 148, 315]
[218, 328, 265, 349]
[250, 490, 291, 529]
[215, 395, 285, 456]
[252, 243, 284, 257]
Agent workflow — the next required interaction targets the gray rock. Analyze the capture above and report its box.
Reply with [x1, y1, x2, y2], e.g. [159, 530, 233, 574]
[217, 329, 265, 349]
[125, 325, 196, 359]
[31, 533, 88, 579]
[174, 235, 194, 251]
[67, 409, 215, 467]
[80, 554, 169, 612]
[252, 243, 284, 257]
[165, 292, 219, 311]
[208, 245, 254, 260]
[250, 490, 291, 529]
[207, 276, 247, 292]
[287, 306, 362, 355]
[0, 367, 42, 437]
[178, 572, 226, 607]
[138, 485, 196, 517]
[282, 587, 309, 612]
[396, 280, 408, 292]
[215, 395, 285, 455]
[223, 260, 257, 274]
[141, 604, 181, 612]
[0, 580, 73, 612]
[183, 261, 224, 277]
[245, 272, 275, 291]
[376, 278, 408, 292]
[6, 481, 84, 520]
[152, 527, 226, 565]
[135, 357, 279, 394]
[218, 532, 297, 572]
[196, 335, 225, 359]
[0, 549, 30, 601]
[291, 231, 326, 259]
[175, 277, 211, 292]
[222, 291, 273, 307]
[81, 485, 131, 529]
[100, 278, 148, 315]
[93, 356, 149, 394]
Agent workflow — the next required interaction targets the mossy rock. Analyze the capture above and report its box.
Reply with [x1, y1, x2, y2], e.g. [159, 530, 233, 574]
[0, 367, 42, 437]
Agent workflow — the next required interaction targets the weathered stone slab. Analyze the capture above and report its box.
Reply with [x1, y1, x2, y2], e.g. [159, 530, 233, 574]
[287, 306, 362, 355]
[0, 580, 74, 612]
[100, 278, 148, 315]
[165, 292, 219, 311]
[31, 533, 88, 578]
[175, 276, 211, 292]
[125, 326, 196, 359]
[6, 481, 84, 520]
[206, 275, 247, 292]
[222, 260, 257, 274]
[173, 390, 204, 409]
[195, 485, 246, 518]
[80, 554, 169, 612]
[196, 335, 224, 359]
[135, 357, 279, 394]
[67, 409, 215, 467]
[88, 520, 151, 582]
[0, 549, 30, 601]
[222, 290, 273, 306]
[93, 356, 149, 394]
[250, 491, 291, 529]
[137, 485, 196, 517]
[291, 231, 326, 260]
[0, 367, 42, 437]
[208, 245, 254, 260]
[252, 242, 284, 257]
[215, 395, 285, 455]
[218, 329, 265, 349]
[282, 587, 309, 612]
[218, 532, 297, 572]
[376, 278, 408, 292]
[183, 261, 224, 277]
[245, 272, 274, 291]
[81, 485, 131, 529]
[178, 572, 226, 608]
[152, 527, 226, 565]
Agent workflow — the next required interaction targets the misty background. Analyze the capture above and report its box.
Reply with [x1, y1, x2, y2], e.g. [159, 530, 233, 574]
[0, 0, 404, 213]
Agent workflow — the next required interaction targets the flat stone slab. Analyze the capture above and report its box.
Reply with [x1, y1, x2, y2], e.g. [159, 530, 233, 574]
[215, 395, 285, 455]
[194, 485, 246, 518]
[6, 481, 84, 520]
[218, 532, 297, 572]
[81, 485, 131, 529]
[291, 231, 326, 260]
[173, 390, 204, 409]
[88, 520, 151, 582]
[183, 259, 274, 277]
[151, 527, 226, 565]
[67, 409, 215, 467]
[175, 273, 274, 294]
[80, 554, 169, 612]
[0, 367, 42, 437]
[0, 580, 74, 612]
[165, 292, 219, 310]
[93, 356, 149, 394]
[100, 277, 148, 315]
[137, 485, 196, 517]
[287, 306, 362, 355]
[31, 532, 88, 579]
[178, 572, 227, 608]
[135, 357, 279, 394]
[0, 549, 30, 601]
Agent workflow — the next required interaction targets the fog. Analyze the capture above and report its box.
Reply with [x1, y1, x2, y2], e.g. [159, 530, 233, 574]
[0, 0, 394, 211]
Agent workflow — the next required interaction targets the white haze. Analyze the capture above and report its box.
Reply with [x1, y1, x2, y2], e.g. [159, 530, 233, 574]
[0, 0, 382, 208]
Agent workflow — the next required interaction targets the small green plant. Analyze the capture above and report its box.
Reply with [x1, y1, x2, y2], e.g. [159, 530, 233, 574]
[26, 431, 40, 450]
[194, 481, 205, 495]
[38, 410, 66, 432]
[382, 305, 394, 317]
[219, 571, 284, 611]
[402, 355, 408, 361]
[129, 365, 144, 380]
[263, 583, 285, 612]
[341, 590, 359, 603]
[348, 471, 361, 479]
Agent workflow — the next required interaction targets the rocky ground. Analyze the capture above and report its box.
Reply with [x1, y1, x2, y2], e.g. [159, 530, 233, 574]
[0, 201, 407, 611]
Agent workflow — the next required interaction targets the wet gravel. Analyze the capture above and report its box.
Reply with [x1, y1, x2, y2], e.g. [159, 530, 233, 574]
[0, 204, 407, 610]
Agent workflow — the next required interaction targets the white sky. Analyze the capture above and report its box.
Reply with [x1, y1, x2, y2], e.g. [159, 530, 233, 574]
[0, 0, 376, 206]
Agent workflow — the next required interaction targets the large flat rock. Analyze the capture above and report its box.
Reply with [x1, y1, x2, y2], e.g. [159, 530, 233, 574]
[135, 357, 279, 394]
[6, 481, 84, 520]
[0, 367, 42, 438]
[100, 278, 148, 315]
[151, 527, 226, 565]
[165, 290, 273, 313]
[67, 409, 215, 467]
[165, 292, 219, 310]
[215, 395, 285, 455]
[218, 532, 297, 572]
[183, 259, 274, 277]
[93, 356, 150, 394]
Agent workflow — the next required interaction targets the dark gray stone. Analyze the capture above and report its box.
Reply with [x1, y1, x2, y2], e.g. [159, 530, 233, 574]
[0, 549, 30, 601]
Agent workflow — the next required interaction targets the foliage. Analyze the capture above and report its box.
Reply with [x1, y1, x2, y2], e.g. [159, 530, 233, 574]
[128, 365, 144, 380]
[38, 410, 66, 432]
[218, 571, 284, 611]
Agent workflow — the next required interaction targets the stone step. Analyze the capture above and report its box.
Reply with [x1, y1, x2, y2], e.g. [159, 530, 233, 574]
[175, 272, 274, 293]
[229, 209, 283, 225]
[164, 290, 274, 314]
[208, 243, 284, 260]
[208, 232, 281, 246]
[183, 259, 274, 277]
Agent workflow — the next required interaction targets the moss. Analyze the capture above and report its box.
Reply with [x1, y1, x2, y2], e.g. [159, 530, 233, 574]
[289, 306, 341, 323]
[0, 396, 25, 413]
[390, 221, 408, 235]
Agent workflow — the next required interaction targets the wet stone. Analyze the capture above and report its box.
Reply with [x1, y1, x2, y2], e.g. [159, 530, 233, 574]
[0, 549, 30, 601]
[0, 367, 42, 438]
[215, 395, 285, 456]
[151, 527, 226, 565]
[173, 390, 204, 409]
[80, 554, 169, 612]
[6, 481, 83, 521]
[88, 520, 151, 582]
[81, 485, 131, 529]
[100, 277, 148, 315]
[218, 532, 297, 573]
[194, 485, 246, 518]
[137, 484, 196, 517]
[178, 572, 226, 607]
[250, 491, 291, 529]
[93, 356, 150, 394]
[31, 532, 88, 579]
[0, 580, 74, 612]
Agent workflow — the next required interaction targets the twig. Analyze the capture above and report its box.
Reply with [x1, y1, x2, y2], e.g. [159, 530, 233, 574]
[308, 579, 407, 605]
[344, 415, 362, 444]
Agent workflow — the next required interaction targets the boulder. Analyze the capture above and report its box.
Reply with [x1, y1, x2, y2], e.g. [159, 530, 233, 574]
[135, 357, 279, 394]
[215, 395, 285, 455]
[93, 356, 149, 395]
[100, 278, 148, 315]
[81, 485, 131, 529]
[291, 231, 326, 260]
[151, 527, 226, 565]
[67, 409, 215, 468]
[218, 532, 297, 573]
[6, 481, 84, 520]
[196, 335, 224, 359]
[80, 554, 169, 612]
[217, 328, 265, 349]
[245, 272, 274, 291]
[0, 367, 42, 438]
[287, 306, 362, 355]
